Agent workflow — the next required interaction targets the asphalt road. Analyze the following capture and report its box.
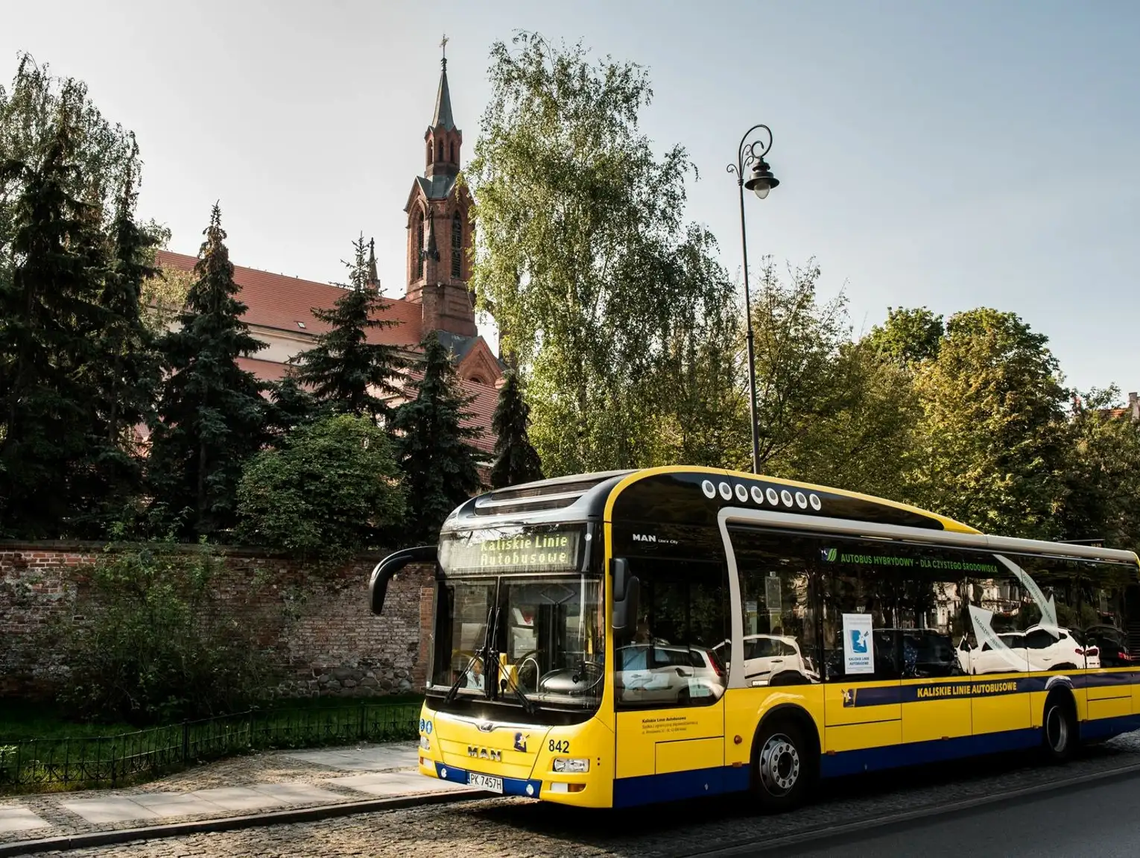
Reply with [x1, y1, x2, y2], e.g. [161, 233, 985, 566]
[774, 768, 1140, 858]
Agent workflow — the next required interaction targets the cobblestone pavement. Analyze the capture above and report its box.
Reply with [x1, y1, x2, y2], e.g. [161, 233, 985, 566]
[25, 732, 1140, 858]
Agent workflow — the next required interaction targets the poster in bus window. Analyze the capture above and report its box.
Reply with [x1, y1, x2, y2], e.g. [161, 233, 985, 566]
[842, 613, 875, 675]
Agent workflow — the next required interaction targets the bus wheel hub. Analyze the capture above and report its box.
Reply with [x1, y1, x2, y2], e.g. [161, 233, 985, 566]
[759, 734, 800, 794]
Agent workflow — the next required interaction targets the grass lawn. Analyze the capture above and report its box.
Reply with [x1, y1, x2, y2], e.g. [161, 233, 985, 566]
[1, 694, 425, 794]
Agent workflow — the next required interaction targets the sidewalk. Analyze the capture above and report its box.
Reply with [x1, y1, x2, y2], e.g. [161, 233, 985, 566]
[0, 742, 479, 851]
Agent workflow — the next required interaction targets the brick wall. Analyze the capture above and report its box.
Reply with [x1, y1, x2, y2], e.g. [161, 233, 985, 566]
[0, 541, 433, 701]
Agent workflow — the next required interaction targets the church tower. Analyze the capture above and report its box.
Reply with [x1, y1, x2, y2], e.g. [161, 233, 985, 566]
[404, 39, 476, 339]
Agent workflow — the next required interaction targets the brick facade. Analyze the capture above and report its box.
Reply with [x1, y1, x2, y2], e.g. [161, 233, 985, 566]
[0, 542, 434, 701]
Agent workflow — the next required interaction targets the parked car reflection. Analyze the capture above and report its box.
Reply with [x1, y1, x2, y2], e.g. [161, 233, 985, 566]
[956, 625, 1098, 674]
[615, 643, 725, 705]
[712, 634, 819, 685]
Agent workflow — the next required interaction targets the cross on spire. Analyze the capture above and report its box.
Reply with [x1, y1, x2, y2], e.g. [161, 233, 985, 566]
[440, 33, 449, 65]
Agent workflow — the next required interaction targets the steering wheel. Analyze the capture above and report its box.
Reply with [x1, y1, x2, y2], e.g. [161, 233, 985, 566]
[511, 650, 542, 692]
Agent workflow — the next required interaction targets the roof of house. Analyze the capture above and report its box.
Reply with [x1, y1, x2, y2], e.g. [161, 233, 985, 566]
[155, 250, 423, 346]
[157, 249, 499, 454]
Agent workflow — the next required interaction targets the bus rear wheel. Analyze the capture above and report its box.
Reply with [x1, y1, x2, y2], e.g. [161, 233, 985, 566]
[1042, 692, 1078, 763]
[752, 720, 813, 812]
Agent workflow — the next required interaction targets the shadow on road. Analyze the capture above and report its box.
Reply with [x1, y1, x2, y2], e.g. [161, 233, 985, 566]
[448, 744, 1124, 857]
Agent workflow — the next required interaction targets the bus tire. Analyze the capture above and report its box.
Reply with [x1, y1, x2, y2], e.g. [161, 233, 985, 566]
[751, 717, 815, 813]
[1042, 690, 1077, 763]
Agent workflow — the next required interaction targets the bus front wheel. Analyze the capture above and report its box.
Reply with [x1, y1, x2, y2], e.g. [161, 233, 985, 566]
[752, 719, 814, 812]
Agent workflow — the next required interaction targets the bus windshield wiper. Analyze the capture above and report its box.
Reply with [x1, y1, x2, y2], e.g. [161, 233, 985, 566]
[496, 653, 536, 715]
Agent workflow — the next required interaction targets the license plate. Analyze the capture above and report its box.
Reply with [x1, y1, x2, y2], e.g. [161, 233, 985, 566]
[468, 772, 503, 793]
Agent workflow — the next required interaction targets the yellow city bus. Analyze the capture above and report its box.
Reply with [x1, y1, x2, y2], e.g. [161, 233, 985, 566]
[369, 466, 1140, 810]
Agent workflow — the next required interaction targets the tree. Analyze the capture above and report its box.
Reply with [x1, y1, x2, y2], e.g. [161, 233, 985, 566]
[905, 308, 1070, 537]
[146, 205, 269, 538]
[864, 306, 945, 368]
[1057, 387, 1140, 554]
[0, 53, 170, 539]
[748, 258, 851, 471]
[142, 260, 195, 334]
[468, 32, 734, 475]
[68, 163, 163, 536]
[392, 334, 482, 544]
[0, 53, 140, 256]
[778, 338, 921, 500]
[490, 370, 544, 488]
[236, 413, 406, 561]
[289, 234, 407, 423]
[266, 376, 318, 443]
[0, 120, 111, 537]
[645, 237, 750, 470]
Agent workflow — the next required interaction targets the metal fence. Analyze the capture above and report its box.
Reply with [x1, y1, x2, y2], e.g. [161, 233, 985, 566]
[0, 701, 421, 791]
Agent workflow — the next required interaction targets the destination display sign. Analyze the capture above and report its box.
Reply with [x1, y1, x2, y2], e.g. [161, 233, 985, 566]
[441, 526, 584, 574]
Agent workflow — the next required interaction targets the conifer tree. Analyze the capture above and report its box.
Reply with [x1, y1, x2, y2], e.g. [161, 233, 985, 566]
[0, 121, 111, 538]
[391, 334, 482, 544]
[267, 376, 318, 443]
[146, 204, 269, 538]
[489, 370, 543, 489]
[290, 235, 407, 423]
[69, 161, 163, 536]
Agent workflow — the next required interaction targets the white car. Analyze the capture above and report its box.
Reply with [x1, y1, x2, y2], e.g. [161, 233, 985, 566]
[712, 635, 817, 685]
[615, 643, 725, 705]
[957, 626, 1099, 675]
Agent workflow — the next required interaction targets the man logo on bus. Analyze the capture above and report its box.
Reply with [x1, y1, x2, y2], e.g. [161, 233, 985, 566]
[842, 688, 857, 707]
[821, 548, 838, 562]
[850, 629, 869, 654]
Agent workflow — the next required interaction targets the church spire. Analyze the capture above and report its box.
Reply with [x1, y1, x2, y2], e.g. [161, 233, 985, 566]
[424, 35, 462, 179]
[432, 35, 456, 131]
[366, 238, 378, 288]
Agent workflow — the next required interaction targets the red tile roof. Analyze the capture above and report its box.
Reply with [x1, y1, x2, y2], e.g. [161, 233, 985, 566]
[462, 380, 500, 455]
[157, 249, 497, 455]
[155, 250, 423, 346]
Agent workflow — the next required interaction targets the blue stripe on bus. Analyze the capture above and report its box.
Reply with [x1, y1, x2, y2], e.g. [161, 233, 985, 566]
[819, 728, 1042, 778]
[613, 765, 748, 808]
[612, 715, 1140, 807]
[433, 762, 543, 798]
[842, 670, 1140, 707]
[1078, 713, 1140, 741]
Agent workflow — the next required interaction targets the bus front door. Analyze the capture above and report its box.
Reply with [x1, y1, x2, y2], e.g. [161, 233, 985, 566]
[613, 642, 726, 807]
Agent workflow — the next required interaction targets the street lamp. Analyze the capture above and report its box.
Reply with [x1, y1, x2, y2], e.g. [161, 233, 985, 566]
[726, 124, 779, 475]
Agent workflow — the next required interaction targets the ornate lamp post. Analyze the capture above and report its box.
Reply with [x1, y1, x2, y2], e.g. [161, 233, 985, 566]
[726, 124, 780, 474]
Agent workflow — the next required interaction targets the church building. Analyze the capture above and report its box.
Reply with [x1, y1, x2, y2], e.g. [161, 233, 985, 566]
[154, 52, 503, 455]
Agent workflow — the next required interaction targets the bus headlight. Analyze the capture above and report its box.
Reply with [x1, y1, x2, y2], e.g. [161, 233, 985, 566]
[419, 735, 431, 751]
[552, 758, 590, 773]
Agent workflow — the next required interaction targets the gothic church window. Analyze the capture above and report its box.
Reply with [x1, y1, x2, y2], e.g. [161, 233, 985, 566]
[438, 140, 444, 162]
[451, 212, 463, 279]
[417, 221, 425, 280]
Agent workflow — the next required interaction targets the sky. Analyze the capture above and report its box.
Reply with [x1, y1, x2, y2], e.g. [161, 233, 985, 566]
[4, 0, 1138, 396]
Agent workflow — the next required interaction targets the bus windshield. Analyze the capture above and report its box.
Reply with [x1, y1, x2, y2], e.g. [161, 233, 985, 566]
[429, 525, 605, 713]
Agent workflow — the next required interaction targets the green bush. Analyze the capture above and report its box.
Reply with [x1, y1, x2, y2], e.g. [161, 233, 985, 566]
[58, 542, 274, 726]
[235, 413, 406, 562]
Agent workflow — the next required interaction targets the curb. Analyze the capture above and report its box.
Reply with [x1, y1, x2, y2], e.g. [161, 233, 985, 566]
[679, 760, 1140, 856]
[0, 788, 491, 857]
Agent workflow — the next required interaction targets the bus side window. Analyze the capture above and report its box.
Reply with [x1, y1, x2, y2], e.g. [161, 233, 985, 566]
[727, 528, 820, 685]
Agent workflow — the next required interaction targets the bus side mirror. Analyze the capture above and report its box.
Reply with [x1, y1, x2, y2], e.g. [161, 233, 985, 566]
[612, 558, 640, 635]
[370, 545, 438, 615]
